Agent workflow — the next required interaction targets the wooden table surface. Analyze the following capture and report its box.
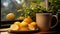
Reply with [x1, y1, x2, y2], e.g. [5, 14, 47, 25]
[0, 28, 60, 34]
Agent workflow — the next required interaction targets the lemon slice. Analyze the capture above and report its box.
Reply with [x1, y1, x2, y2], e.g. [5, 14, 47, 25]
[28, 24, 35, 30]
[10, 24, 19, 30]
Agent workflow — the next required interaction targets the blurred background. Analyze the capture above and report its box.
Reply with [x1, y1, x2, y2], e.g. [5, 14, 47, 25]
[1, 0, 60, 31]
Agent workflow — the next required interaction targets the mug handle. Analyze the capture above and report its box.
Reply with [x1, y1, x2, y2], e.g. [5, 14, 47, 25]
[50, 15, 58, 28]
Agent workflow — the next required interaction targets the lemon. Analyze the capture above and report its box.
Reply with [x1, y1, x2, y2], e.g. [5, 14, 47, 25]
[30, 22, 37, 27]
[28, 22, 37, 30]
[14, 21, 21, 25]
[19, 22, 29, 30]
[20, 21, 28, 27]
[17, 9, 22, 12]
[6, 13, 15, 20]
[23, 16, 32, 24]
[9, 24, 19, 30]
[28, 24, 35, 30]
[14, 21, 21, 29]
[17, 16, 25, 20]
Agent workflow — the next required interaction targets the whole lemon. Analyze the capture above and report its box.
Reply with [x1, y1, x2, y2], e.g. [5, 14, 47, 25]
[20, 21, 28, 27]
[17, 16, 25, 20]
[23, 16, 32, 24]
[14, 21, 21, 26]
[30, 22, 37, 27]
[6, 13, 15, 20]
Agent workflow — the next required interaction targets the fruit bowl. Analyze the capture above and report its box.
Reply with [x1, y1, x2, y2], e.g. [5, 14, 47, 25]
[8, 28, 40, 34]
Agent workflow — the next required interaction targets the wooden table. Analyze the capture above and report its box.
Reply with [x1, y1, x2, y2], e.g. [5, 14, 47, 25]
[0, 28, 59, 34]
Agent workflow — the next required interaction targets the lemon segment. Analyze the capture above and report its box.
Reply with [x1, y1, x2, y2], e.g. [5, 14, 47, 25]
[28, 24, 35, 30]
[10, 24, 19, 30]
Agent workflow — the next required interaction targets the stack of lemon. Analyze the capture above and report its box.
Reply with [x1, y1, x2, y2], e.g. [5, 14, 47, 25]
[9, 16, 37, 31]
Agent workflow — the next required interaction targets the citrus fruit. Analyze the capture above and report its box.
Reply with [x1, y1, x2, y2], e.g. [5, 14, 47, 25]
[23, 16, 32, 24]
[6, 13, 15, 20]
[9, 24, 19, 30]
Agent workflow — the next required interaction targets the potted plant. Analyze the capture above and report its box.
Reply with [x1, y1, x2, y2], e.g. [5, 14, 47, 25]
[17, 0, 60, 21]
[20, 0, 48, 21]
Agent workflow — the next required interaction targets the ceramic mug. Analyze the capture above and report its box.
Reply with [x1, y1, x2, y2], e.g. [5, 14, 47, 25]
[36, 13, 58, 32]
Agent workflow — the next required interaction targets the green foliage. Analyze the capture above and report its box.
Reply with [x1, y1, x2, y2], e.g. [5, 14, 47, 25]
[48, 0, 60, 14]
[20, 0, 60, 21]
